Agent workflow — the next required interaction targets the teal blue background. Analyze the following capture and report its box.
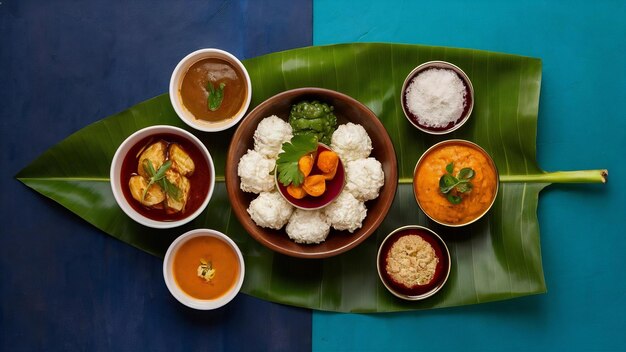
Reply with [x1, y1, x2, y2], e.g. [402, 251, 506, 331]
[313, 0, 625, 350]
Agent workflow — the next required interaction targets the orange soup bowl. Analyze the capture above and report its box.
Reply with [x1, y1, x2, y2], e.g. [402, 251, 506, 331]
[413, 140, 499, 227]
[163, 229, 245, 310]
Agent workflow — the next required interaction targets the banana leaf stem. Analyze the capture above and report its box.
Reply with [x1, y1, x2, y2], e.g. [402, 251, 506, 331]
[398, 170, 607, 185]
[499, 170, 607, 184]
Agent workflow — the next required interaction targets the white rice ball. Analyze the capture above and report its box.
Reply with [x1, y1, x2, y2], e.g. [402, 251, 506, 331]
[324, 191, 367, 233]
[253, 115, 293, 158]
[247, 191, 294, 230]
[330, 123, 372, 162]
[345, 157, 385, 201]
[285, 209, 331, 244]
[237, 149, 276, 194]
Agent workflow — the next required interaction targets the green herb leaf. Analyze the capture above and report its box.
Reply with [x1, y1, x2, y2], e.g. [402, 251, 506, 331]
[276, 134, 318, 187]
[447, 194, 462, 204]
[439, 164, 476, 204]
[439, 174, 458, 193]
[458, 167, 475, 180]
[446, 162, 454, 174]
[456, 182, 473, 193]
[207, 82, 226, 111]
[155, 160, 171, 179]
[140, 159, 181, 201]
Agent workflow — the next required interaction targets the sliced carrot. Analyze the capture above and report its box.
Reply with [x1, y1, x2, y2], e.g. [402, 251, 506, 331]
[298, 154, 314, 177]
[303, 175, 326, 197]
[317, 151, 338, 173]
[287, 184, 307, 199]
[322, 167, 337, 180]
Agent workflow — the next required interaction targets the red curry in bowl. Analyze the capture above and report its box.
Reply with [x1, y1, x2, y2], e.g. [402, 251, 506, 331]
[120, 133, 211, 222]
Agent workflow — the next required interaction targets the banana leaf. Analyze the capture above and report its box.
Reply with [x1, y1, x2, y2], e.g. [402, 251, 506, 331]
[16, 43, 605, 312]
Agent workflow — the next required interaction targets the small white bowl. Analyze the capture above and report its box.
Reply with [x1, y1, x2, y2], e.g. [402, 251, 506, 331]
[163, 229, 245, 310]
[110, 125, 215, 228]
[169, 48, 252, 132]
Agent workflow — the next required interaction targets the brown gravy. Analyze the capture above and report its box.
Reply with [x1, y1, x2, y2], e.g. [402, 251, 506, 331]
[179, 57, 247, 122]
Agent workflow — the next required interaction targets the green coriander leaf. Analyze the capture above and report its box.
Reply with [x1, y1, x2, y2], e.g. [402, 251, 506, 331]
[276, 134, 318, 187]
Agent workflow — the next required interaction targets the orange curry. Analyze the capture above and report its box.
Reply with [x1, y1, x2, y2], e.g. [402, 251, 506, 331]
[414, 142, 498, 225]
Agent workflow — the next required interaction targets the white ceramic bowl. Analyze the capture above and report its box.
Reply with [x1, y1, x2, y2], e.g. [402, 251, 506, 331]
[163, 229, 245, 310]
[169, 48, 252, 132]
[110, 125, 215, 228]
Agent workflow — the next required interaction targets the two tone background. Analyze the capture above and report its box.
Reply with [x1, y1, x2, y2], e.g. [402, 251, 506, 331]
[1, 1, 624, 350]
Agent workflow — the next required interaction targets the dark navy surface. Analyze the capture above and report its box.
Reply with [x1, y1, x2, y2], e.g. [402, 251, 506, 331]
[0, 1, 312, 350]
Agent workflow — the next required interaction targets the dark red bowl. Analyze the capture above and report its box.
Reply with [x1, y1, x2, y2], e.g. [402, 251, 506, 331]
[275, 143, 345, 210]
[225, 88, 398, 259]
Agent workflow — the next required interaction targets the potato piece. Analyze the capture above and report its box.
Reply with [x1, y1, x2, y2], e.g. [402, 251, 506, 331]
[137, 141, 167, 178]
[169, 143, 195, 176]
[164, 169, 190, 213]
[128, 175, 165, 207]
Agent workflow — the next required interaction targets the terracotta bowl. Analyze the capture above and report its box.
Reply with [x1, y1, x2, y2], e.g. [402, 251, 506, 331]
[225, 88, 398, 258]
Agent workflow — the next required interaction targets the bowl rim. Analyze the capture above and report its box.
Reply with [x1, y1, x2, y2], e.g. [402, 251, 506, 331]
[401, 60, 474, 135]
[413, 139, 499, 227]
[274, 142, 346, 211]
[169, 48, 252, 132]
[110, 125, 215, 229]
[225, 87, 398, 258]
[376, 225, 451, 301]
[162, 228, 245, 310]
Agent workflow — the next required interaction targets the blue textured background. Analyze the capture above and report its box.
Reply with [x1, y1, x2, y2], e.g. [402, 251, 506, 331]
[0, 1, 312, 350]
[313, 0, 625, 350]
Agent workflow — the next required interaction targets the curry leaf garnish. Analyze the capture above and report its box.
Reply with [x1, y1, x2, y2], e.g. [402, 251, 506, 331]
[439, 162, 475, 204]
[141, 159, 181, 201]
[207, 82, 226, 111]
[276, 134, 318, 187]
